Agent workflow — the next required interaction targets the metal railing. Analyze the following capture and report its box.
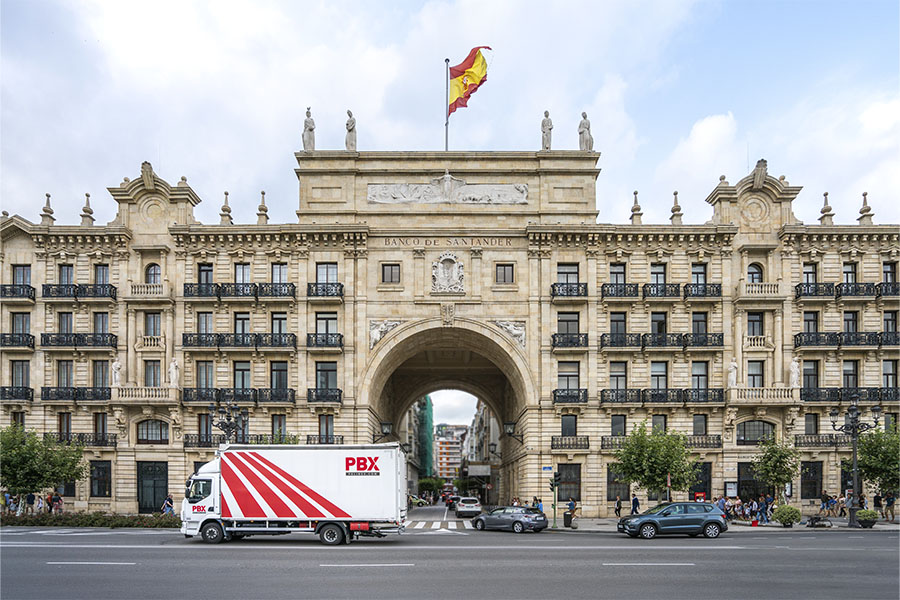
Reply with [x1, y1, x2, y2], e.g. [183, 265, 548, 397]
[880, 388, 899, 402]
[683, 333, 723, 347]
[600, 389, 641, 403]
[685, 435, 722, 448]
[683, 283, 721, 298]
[882, 332, 899, 346]
[307, 333, 344, 348]
[43, 432, 117, 446]
[77, 284, 117, 299]
[795, 282, 835, 298]
[0, 333, 35, 348]
[245, 434, 298, 445]
[219, 283, 258, 298]
[551, 333, 588, 348]
[550, 283, 587, 297]
[794, 332, 840, 347]
[800, 388, 841, 402]
[40, 387, 110, 401]
[642, 333, 683, 347]
[307, 388, 342, 403]
[182, 333, 219, 347]
[551, 435, 589, 450]
[183, 434, 227, 448]
[42, 284, 77, 298]
[41, 387, 77, 401]
[878, 281, 899, 297]
[836, 282, 877, 298]
[794, 434, 852, 448]
[42, 333, 117, 348]
[0, 284, 35, 300]
[0, 386, 33, 401]
[183, 283, 220, 298]
[257, 333, 297, 348]
[552, 389, 588, 403]
[839, 332, 880, 346]
[181, 388, 221, 403]
[257, 388, 296, 403]
[307, 282, 344, 298]
[839, 388, 882, 403]
[642, 388, 682, 403]
[258, 283, 296, 298]
[683, 388, 725, 403]
[600, 333, 641, 348]
[600, 436, 627, 450]
[219, 388, 258, 403]
[307, 435, 344, 445]
[41, 333, 77, 346]
[601, 283, 639, 298]
[218, 333, 257, 348]
[643, 283, 680, 298]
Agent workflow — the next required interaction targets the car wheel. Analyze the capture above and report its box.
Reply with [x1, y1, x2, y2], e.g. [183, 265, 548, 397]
[319, 523, 345, 545]
[703, 523, 721, 539]
[639, 523, 657, 539]
[512, 521, 525, 534]
[200, 522, 224, 544]
[474, 519, 485, 530]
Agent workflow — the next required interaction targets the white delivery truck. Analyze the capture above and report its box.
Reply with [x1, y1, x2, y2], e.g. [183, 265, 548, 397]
[181, 442, 408, 545]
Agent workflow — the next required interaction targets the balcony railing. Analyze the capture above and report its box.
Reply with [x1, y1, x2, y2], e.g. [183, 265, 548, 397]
[0, 333, 35, 348]
[600, 389, 641, 403]
[551, 333, 588, 348]
[839, 387, 882, 403]
[182, 388, 221, 403]
[0, 386, 33, 401]
[77, 284, 117, 299]
[307, 333, 344, 348]
[878, 281, 899, 297]
[551, 435, 589, 450]
[43, 432, 118, 446]
[683, 333, 723, 348]
[642, 333, 683, 348]
[0, 284, 35, 300]
[683, 388, 725, 403]
[42, 333, 117, 348]
[881, 388, 899, 402]
[182, 333, 219, 347]
[601, 283, 639, 298]
[307, 435, 344, 445]
[41, 387, 76, 401]
[258, 283, 296, 298]
[41, 333, 77, 347]
[114, 387, 176, 402]
[218, 333, 257, 348]
[307, 388, 342, 403]
[794, 434, 852, 448]
[794, 332, 840, 347]
[552, 389, 588, 403]
[600, 435, 627, 450]
[42, 284, 77, 298]
[245, 434, 298, 445]
[307, 282, 344, 298]
[740, 282, 783, 296]
[219, 283, 258, 298]
[882, 332, 899, 346]
[257, 333, 297, 348]
[733, 388, 796, 402]
[643, 283, 680, 298]
[184, 283, 220, 298]
[839, 332, 880, 346]
[836, 282, 878, 298]
[129, 283, 166, 297]
[685, 435, 723, 448]
[600, 333, 641, 348]
[800, 388, 841, 402]
[219, 388, 258, 403]
[795, 282, 835, 299]
[642, 388, 682, 403]
[257, 388, 296, 403]
[79, 387, 112, 401]
[183, 433, 227, 448]
[683, 283, 721, 298]
[550, 283, 587, 298]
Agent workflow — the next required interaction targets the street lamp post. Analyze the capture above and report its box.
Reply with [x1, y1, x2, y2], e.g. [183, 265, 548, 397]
[207, 401, 249, 443]
[829, 400, 881, 528]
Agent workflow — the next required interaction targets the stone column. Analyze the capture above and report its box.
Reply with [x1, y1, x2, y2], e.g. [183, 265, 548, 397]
[734, 308, 743, 370]
[470, 247, 482, 300]
[774, 309, 783, 384]
[165, 307, 174, 381]
[126, 308, 137, 385]
[413, 248, 425, 300]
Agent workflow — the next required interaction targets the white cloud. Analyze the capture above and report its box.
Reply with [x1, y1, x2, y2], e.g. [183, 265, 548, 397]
[429, 390, 478, 426]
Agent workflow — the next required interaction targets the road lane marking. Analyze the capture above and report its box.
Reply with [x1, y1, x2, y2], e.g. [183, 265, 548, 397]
[448, 521, 457, 529]
[0, 543, 754, 550]
[603, 563, 695, 566]
[431, 522, 441, 529]
[414, 522, 426, 529]
[463, 521, 474, 529]
[319, 563, 414, 567]
[46, 561, 135, 565]
[442, 507, 448, 521]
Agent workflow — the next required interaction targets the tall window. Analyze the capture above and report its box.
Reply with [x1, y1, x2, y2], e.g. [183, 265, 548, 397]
[650, 312, 667, 334]
[885, 413, 898, 432]
[234, 313, 250, 334]
[272, 414, 287, 436]
[609, 362, 627, 390]
[842, 360, 858, 388]
[90, 461, 112, 497]
[94, 264, 109, 285]
[747, 312, 763, 336]
[136, 420, 169, 444]
[843, 311, 858, 333]
[611, 415, 626, 436]
[884, 360, 898, 388]
[609, 263, 626, 284]
[558, 362, 579, 390]
[58, 264, 74, 285]
[93, 312, 109, 333]
[271, 263, 288, 283]
[234, 263, 251, 283]
[884, 262, 897, 283]
[691, 263, 707, 285]
[748, 361, 764, 388]
[58, 312, 73, 334]
[93, 360, 109, 387]
[58, 411, 72, 435]
[198, 414, 212, 439]
[11, 361, 29, 387]
[145, 263, 161, 284]
[609, 313, 626, 334]
[803, 263, 817, 284]
[803, 311, 819, 333]
[316, 362, 337, 389]
[12, 412, 25, 427]
[606, 464, 628, 501]
[145, 312, 161, 336]
[316, 312, 338, 334]
[557, 312, 579, 334]
[196, 361, 214, 388]
[884, 311, 898, 333]
[197, 312, 213, 334]
[57, 360, 73, 387]
[747, 263, 763, 283]
[382, 263, 401, 284]
[12, 265, 31, 285]
[144, 360, 161, 387]
[843, 262, 857, 284]
[801, 462, 823, 499]
[233, 361, 251, 389]
[271, 312, 287, 333]
[650, 362, 667, 390]
[270, 362, 288, 389]
[651, 414, 667, 432]
[650, 263, 666, 284]
[693, 414, 707, 436]
[802, 361, 819, 389]
[11, 313, 30, 334]
[558, 464, 581, 501]
[557, 264, 579, 283]
[198, 263, 213, 284]
[691, 362, 708, 389]
[805, 414, 818, 435]
[691, 312, 707, 334]
[560, 415, 577, 436]
[93, 412, 108, 435]
[316, 263, 338, 283]
[736, 420, 774, 445]
[319, 414, 334, 437]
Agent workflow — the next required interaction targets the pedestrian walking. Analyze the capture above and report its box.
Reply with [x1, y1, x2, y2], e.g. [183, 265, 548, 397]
[614, 495, 622, 518]
[537, 498, 544, 513]
[884, 493, 896, 523]
[838, 494, 847, 517]
[873, 493, 884, 519]
[46, 493, 53, 514]
[757, 496, 768, 524]
[51, 492, 63, 514]
[630, 493, 640, 515]
[25, 492, 35, 515]
[36, 495, 44, 513]
[161, 494, 175, 516]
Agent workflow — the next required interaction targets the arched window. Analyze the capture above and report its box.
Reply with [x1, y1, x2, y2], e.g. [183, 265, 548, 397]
[136, 419, 169, 444]
[747, 263, 763, 283]
[736, 420, 774, 445]
[145, 263, 161, 284]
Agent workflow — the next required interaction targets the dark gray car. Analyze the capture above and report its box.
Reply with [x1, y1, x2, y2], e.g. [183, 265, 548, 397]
[472, 506, 547, 533]
[617, 502, 728, 539]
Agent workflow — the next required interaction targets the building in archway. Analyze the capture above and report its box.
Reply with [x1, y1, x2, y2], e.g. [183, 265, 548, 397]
[0, 150, 897, 516]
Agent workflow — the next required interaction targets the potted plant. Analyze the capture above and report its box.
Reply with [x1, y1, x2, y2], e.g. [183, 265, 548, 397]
[856, 510, 879, 528]
[772, 505, 801, 528]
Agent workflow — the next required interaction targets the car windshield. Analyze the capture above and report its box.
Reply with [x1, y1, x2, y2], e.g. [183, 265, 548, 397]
[644, 503, 672, 515]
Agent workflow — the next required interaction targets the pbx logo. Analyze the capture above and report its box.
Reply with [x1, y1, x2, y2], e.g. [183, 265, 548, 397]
[192, 505, 207, 513]
[345, 456, 380, 476]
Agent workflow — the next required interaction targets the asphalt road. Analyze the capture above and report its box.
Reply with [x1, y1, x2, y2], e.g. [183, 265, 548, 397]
[2, 510, 897, 600]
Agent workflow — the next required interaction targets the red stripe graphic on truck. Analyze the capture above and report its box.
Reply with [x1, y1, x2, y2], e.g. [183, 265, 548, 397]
[221, 495, 232, 518]
[248, 451, 351, 518]
[220, 455, 265, 518]
[228, 453, 298, 518]
[237, 452, 326, 518]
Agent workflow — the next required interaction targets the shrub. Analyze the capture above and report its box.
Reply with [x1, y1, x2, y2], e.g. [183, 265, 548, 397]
[772, 505, 801, 525]
[0, 511, 181, 528]
[856, 509, 879, 521]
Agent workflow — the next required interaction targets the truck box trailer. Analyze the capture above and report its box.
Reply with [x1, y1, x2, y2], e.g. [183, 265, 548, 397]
[180, 443, 408, 545]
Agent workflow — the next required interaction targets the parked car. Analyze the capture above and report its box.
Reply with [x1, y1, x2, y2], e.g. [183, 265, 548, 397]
[455, 497, 482, 518]
[447, 495, 461, 510]
[617, 502, 728, 539]
[408, 494, 428, 507]
[472, 506, 547, 533]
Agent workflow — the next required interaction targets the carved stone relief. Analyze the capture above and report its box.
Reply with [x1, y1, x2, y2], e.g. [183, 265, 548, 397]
[369, 320, 402, 349]
[368, 171, 527, 205]
[491, 320, 526, 348]
[432, 252, 465, 294]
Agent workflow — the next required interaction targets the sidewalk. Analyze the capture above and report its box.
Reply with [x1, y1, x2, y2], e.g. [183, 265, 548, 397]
[544, 516, 900, 533]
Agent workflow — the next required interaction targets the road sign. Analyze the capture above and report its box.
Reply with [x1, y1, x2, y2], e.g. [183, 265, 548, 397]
[542, 466, 553, 471]
[486, 483, 493, 490]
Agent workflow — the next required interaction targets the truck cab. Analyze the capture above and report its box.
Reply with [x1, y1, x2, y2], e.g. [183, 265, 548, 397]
[181, 459, 221, 540]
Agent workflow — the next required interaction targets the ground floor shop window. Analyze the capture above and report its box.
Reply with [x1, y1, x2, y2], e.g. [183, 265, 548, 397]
[801, 461, 823, 499]
[689, 462, 712, 500]
[606, 464, 629, 501]
[558, 463, 581, 501]
[91, 461, 111, 497]
[737, 462, 773, 499]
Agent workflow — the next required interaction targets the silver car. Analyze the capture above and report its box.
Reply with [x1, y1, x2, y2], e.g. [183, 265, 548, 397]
[472, 506, 547, 533]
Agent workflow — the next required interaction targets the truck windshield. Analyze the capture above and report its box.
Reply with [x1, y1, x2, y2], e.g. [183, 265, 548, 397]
[187, 479, 212, 502]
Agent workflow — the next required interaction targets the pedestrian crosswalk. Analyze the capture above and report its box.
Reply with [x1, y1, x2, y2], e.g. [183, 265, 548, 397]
[408, 521, 474, 530]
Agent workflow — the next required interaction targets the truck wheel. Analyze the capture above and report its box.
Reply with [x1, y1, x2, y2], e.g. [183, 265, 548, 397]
[319, 523, 345, 545]
[201, 522, 224, 544]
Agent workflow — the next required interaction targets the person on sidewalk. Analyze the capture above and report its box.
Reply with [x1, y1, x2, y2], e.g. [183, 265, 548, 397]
[757, 496, 769, 524]
[630, 494, 640, 515]
[161, 494, 175, 516]
[819, 490, 829, 515]
[25, 492, 35, 515]
[614, 495, 622, 517]
[873, 493, 883, 519]
[884, 493, 896, 523]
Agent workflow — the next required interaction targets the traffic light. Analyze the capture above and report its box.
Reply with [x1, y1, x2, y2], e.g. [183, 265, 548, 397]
[553, 472, 561, 486]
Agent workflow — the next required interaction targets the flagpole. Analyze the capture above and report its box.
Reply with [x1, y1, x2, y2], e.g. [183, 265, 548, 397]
[444, 58, 450, 151]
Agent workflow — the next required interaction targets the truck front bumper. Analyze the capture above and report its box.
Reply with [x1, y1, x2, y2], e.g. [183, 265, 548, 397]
[181, 520, 202, 536]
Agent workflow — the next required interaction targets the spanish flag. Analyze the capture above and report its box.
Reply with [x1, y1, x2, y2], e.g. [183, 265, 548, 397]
[448, 46, 490, 116]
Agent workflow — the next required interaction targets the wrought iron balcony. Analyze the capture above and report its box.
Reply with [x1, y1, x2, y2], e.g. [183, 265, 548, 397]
[218, 333, 257, 348]
[41, 387, 77, 401]
[683, 283, 722, 298]
[601, 283, 639, 298]
[551, 333, 589, 348]
[881, 388, 899, 402]
[78, 387, 111, 401]
[794, 434, 852, 448]
[683, 333, 723, 348]
[258, 282, 296, 298]
[836, 282, 877, 298]
[258, 388, 296, 403]
[600, 435, 627, 450]
[551, 435, 589, 450]
[41, 333, 77, 347]
[685, 435, 723, 448]
[307, 388, 342, 403]
[75, 333, 117, 348]
[877, 281, 899, 297]
[643, 283, 680, 299]
[600, 389, 641, 403]
[839, 387, 881, 403]
[246, 433, 298, 445]
[184, 283, 220, 298]
[0, 333, 35, 348]
[879, 331, 899, 346]
[307, 434, 344, 445]
[76, 284, 117, 299]
[683, 388, 725, 403]
[43, 432, 117, 446]
[800, 387, 841, 402]
[219, 388, 258, 403]
[550, 283, 587, 298]
[183, 433, 228, 448]
[600, 333, 641, 348]
[307, 282, 344, 298]
[0, 387, 33, 401]
[257, 333, 297, 348]
[642, 333, 683, 348]
[642, 388, 682, 403]
[794, 332, 839, 347]
[795, 282, 835, 299]
[42, 284, 77, 298]
[0, 284, 35, 300]
[181, 388, 220, 403]
[839, 331, 880, 346]
[182, 333, 220, 347]
[552, 389, 588, 403]
[219, 283, 258, 298]
[307, 333, 344, 348]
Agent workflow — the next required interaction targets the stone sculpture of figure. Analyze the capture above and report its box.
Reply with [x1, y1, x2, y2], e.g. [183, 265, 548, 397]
[168, 357, 180, 387]
[345, 110, 357, 151]
[302, 107, 315, 151]
[541, 110, 553, 150]
[578, 112, 593, 151]
[727, 358, 739, 388]
[789, 357, 801, 388]
[111, 358, 122, 387]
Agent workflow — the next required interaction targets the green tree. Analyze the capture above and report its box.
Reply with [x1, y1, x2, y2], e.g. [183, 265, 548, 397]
[614, 421, 699, 500]
[416, 477, 445, 495]
[855, 425, 900, 494]
[750, 435, 800, 502]
[0, 425, 89, 496]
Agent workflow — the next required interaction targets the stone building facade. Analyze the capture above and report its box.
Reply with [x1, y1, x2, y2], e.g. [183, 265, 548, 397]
[0, 150, 897, 516]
